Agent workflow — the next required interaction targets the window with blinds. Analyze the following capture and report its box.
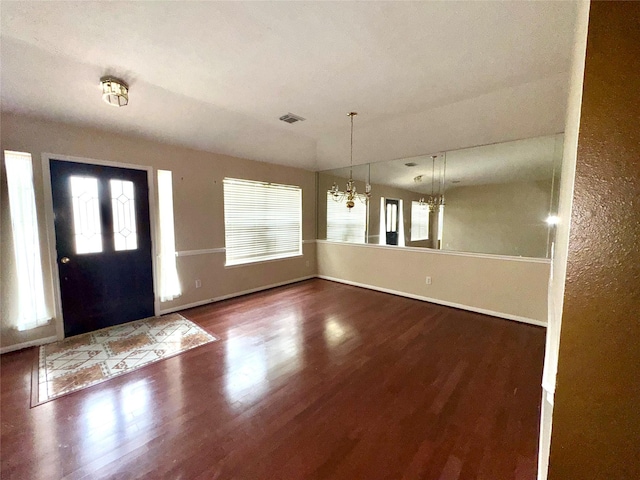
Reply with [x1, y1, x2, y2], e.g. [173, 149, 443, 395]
[410, 201, 430, 241]
[326, 192, 367, 243]
[223, 178, 302, 266]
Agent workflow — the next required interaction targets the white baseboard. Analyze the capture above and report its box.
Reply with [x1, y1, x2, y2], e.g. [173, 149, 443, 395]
[317, 275, 547, 328]
[1, 273, 542, 354]
[0, 335, 58, 355]
[159, 275, 316, 315]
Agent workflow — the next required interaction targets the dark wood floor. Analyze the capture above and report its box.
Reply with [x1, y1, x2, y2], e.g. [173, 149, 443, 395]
[1, 279, 545, 479]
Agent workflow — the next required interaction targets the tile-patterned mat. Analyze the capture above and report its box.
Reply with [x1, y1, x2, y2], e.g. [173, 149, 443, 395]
[32, 313, 218, 406]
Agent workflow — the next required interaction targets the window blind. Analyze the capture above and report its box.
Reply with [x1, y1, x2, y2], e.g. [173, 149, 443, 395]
[223, 178, 302, 266]
[410, 201, 430, 241]
[326, 191, 367, 243]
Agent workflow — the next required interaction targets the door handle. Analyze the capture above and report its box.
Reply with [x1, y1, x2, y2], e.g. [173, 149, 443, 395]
[60, 257, 70, 264]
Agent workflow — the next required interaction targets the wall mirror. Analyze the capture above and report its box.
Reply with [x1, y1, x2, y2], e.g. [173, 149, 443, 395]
[317, 133, 563, 258]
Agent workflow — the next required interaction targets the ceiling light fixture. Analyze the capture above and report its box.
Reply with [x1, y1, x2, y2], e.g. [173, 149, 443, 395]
[330, 112, 371, 209]
[100, 76, 129, 107]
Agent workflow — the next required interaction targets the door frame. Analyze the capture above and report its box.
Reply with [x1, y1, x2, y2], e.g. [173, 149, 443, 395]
[41, 153, 160, 340]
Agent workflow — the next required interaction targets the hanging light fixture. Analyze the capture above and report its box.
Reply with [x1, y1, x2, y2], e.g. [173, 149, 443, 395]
[423, 154, 446, 212]
[330, 112, 371, 209]
[100, 76, 129, 107]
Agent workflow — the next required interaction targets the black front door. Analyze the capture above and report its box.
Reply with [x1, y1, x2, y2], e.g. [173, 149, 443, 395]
[50, 160, 154, 337]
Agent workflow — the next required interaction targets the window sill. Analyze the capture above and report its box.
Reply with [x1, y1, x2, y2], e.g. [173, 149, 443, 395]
[15, 317, 54, 332]
[225, 253, 304, 269]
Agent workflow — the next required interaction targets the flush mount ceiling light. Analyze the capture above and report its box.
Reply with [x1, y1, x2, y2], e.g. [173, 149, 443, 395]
[100, 76, 129, 107]
[330, 112, 372, 209]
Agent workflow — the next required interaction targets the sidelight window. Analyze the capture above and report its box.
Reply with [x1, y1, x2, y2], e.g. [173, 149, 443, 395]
[4, 151, 49, 330]
[157, 170, 182, 301]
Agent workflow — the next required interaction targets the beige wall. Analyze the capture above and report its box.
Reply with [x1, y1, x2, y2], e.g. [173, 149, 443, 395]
[548, 2, 640, 479]
[443, 180, 552, 258]
[317, 241, 550, 324]
[1, 113, 317, 350]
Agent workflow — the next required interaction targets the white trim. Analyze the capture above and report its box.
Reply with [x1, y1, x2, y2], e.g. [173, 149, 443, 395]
[224, 253, 303, 269]
[41, 155, 64, 340]
[41, 153, 160, 340]
[316, 239, 552, 264]
[41, 152, 151, 172]
[0, 335, 58, 355]
[15, 318, 53, 332]
[316, 274, 547, 328]
[147, 167, 160, 316]
[159, 275, 315, 315]
[177, 241, 315, 257]
[176, 248, 225, 257]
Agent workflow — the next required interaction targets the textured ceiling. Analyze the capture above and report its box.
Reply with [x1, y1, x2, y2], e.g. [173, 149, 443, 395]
[1, 1, 577, 170]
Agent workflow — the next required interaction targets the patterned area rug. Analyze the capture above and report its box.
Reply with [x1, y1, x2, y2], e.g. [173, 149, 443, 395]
[32, 313, 218, 406]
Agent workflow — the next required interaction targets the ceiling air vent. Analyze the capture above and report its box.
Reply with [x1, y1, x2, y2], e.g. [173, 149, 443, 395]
[279, 113, 306, 124]
[405, 162, 418, 167]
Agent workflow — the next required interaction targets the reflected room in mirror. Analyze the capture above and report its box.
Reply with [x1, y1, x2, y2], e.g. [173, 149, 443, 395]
[317, 134, 563, 259]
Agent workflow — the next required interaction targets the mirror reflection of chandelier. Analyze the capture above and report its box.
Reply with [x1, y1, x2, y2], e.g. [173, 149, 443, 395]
[419, 154, 446, 211]
[330, 112, 371, 209]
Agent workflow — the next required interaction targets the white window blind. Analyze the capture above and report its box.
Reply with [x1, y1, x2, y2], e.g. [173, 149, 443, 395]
[223, 178, 302, 266]
[326, 191, 367, 243]
[410, 201, 430, 241]
[4, 151, 49, 330]
[157, 170, 182, 301]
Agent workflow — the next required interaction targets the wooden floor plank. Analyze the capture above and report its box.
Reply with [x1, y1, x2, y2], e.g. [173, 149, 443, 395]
[1, 279, 545, 479]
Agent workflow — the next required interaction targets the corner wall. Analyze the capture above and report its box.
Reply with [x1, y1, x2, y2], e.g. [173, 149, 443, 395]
[548, 2, 640, 478]
[1, 113, 317, 351]
[537, 1, 590, 478]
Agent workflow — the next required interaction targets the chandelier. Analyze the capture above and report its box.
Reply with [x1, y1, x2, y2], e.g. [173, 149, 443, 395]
[330, 112, 371, 209]
[418, 155, 446, 212]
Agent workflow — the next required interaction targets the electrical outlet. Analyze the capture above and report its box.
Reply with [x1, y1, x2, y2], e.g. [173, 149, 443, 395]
[195, 279, 202, 288]
[425, 276, 432, 285]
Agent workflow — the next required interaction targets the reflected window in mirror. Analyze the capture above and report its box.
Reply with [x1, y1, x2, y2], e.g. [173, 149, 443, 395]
[411, 201, 430, 241]
[326, 191, 367, 244]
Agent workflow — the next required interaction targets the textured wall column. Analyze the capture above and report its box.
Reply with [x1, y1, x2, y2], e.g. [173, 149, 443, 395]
[548, 2, 640, 479]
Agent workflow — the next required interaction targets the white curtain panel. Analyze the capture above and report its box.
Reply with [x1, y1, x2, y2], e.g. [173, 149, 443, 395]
[157, 170, 182, 302]
[4, 151, 48, 330]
